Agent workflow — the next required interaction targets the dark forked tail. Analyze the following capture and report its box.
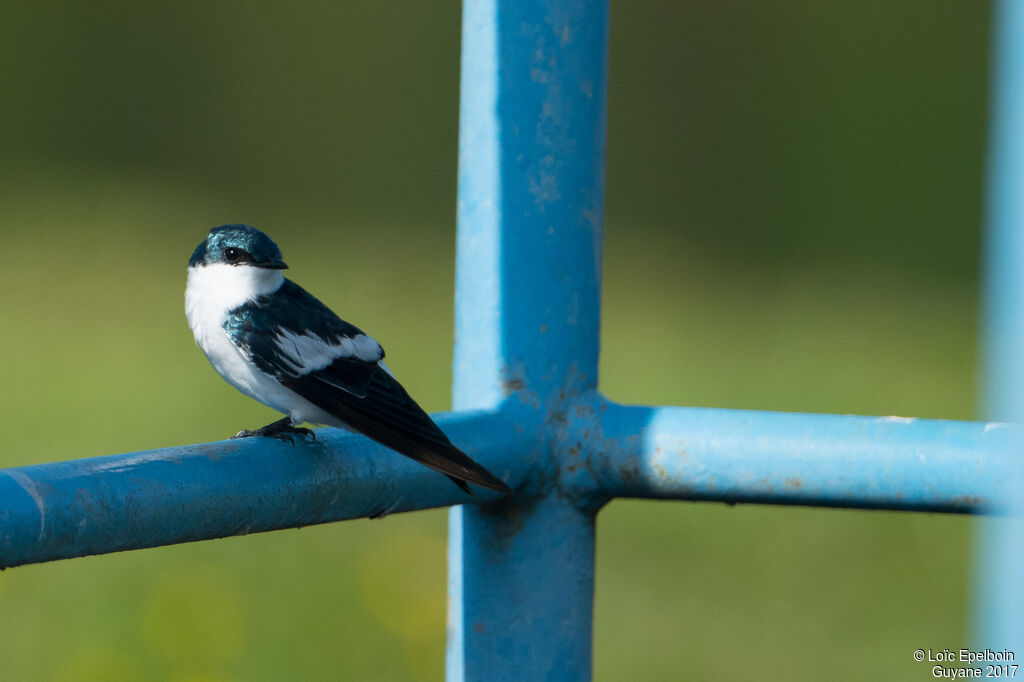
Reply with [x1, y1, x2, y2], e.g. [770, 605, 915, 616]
[402, 441, 511, 495]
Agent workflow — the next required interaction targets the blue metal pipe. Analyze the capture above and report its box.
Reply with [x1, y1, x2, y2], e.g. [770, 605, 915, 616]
[448, 497, 597, 681]
[564, 396, 1019, 514]
[449, 0, 609, 679]
[976, 0, 1024, 649]
[453, 0, 606, 408]
[1, 397, 1013, 571]
[0, 410, 531, 569]
[981, 0, 1024, 428]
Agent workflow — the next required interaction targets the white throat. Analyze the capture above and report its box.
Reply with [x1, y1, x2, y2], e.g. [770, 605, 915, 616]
[185, 262, 285, 340]
[186, 263, 285, 313]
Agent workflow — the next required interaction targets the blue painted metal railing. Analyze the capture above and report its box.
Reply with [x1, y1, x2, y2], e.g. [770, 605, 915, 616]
[976, 0, 1024, 651]
[1, 0, 1021, 677]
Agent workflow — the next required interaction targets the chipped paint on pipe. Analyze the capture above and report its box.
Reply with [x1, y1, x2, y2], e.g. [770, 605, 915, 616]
[569, 396, 1018, 514]
[0, 410, 534, 569]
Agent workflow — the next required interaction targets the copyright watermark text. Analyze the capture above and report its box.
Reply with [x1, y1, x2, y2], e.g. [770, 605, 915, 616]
[912, 649, 1017, 678]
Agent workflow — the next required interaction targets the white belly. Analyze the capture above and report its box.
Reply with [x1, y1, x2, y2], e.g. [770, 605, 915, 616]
[190, 311, 344, 426]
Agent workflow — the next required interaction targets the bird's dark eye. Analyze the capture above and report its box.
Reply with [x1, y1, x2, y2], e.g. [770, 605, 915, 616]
[224, 248, 242, 263]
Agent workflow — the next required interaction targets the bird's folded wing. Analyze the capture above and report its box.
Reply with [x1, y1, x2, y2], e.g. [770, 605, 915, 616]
[289, 363, 455, 448]
[224, 280, 509, 492]
[225, 279, 383, 397]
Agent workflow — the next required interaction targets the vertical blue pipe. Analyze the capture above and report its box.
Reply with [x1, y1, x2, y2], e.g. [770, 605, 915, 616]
[452, 0, 607, 405]
[449, 1, 608, 679]
[977, 0, 1024, 649]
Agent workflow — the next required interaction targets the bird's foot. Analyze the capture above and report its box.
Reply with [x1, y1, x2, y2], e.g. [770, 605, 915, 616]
[231, 417, 317, 445]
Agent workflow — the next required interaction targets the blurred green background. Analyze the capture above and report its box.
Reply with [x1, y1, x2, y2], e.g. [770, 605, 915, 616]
[0, 1, 992, 680]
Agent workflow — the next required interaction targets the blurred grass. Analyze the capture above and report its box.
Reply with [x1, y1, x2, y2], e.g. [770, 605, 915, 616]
[0, 1, 992, 680]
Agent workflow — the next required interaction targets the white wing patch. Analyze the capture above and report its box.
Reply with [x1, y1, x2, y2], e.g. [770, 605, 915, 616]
[275, 329, 382, 376]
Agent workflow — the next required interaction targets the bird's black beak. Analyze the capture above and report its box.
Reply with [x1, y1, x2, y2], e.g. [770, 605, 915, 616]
[259, 258, 289, 270]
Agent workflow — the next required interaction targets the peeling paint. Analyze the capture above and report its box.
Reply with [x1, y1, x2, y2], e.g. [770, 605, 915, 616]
[617, 459, 641, 484]
[949, 494, 985, 508]
[502, 376, 526, 395]
[878, 416, 916, 424]
[546, 409, 567, 427]
[652, 463, 667, 481]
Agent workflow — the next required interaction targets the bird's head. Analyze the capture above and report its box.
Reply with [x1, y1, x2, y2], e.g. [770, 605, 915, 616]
[189, 225, 288, 270]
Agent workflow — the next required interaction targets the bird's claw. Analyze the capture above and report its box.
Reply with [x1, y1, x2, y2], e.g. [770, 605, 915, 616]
[230, 422, 317, 445]
[266, 427, 316, 446]
[287, 426, 316, 441]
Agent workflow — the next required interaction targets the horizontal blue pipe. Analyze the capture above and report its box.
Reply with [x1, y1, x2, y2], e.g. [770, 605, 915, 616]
[564, 397, 1019, 514]
[2, 398, 1014, 569]
[0, 410, 534, 569]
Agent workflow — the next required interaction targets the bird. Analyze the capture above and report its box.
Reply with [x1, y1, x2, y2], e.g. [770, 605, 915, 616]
[185, 224, 510, 494]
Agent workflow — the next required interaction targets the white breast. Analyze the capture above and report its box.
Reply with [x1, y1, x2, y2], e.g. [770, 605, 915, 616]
[185, 263, 283, 369]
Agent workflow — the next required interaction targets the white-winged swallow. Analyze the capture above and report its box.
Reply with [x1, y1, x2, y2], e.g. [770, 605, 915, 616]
[185, 224, 510, 494]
